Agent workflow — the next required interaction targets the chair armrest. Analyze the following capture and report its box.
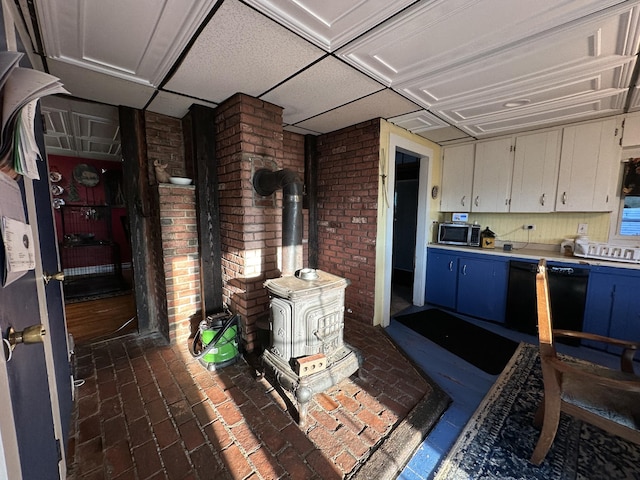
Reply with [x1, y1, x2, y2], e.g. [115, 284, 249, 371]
[554, 329, 640, 348]
[548, 356, 640, 393]
[553, 329, 640, 374]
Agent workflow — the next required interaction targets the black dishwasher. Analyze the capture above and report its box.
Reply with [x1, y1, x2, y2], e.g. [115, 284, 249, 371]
[506, 261, 589, 344]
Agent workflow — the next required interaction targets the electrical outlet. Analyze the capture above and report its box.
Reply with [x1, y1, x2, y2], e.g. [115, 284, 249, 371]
[523, 224, 536, 230]
[577, 223, 588, 235]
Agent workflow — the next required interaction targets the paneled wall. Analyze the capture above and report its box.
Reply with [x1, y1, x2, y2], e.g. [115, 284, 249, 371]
[455, 212, 611, 246]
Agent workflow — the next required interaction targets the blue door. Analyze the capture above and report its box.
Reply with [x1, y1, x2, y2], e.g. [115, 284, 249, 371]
[0, 110, 72, 478]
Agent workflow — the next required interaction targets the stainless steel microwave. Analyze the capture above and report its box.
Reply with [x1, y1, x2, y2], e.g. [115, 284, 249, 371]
[438, 223, 481, 247]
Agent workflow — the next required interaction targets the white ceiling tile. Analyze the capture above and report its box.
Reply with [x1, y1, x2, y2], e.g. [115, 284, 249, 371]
[338, 0, 635, 85]
[399, 11, 639, 109]
[165, 0, 324, 103]
[47, 60, 156, 109]
[628, 87, 640, 111]
[36, 0, 217, 85]
[435, 62, 633, 125]
[414, 126, 473, 145]
[295, 89, 419, 133]
[457, 90, 626, 137]
[44, 135, 74, 153]
[41, 96, 122, 160]
[387, 111, 448, 133]
[261, 56, 383, 124]
[147, 91, 218, 119]
[244, 0, 414, 50]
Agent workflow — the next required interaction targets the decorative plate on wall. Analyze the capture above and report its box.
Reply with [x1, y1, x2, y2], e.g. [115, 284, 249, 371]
[73, 164, 100, 187]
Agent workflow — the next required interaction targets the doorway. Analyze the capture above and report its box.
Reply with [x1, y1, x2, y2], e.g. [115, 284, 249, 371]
[40, 97, 138, 344]
[376, 133, 434, 328]
[391, 152, 420, 316]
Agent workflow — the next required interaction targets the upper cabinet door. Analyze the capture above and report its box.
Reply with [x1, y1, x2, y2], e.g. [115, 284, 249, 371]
[472, 137, 513, 212]
[556, 118, 620, 212]
[510, 130, 561, 212]
[440, 144, 475, 212]
[622, 113, 640, 148]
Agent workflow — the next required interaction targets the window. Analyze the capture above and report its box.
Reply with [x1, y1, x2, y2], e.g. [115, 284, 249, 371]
[611, 147, 640, 244]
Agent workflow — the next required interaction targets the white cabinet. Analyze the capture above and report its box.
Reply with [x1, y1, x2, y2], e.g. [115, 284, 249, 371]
[510, 130, 561, 213]
[440, 143, 474, 212]
[622, 113, 640, 147]
[472, 137, 513, 212]
[556, 118, 620, 212]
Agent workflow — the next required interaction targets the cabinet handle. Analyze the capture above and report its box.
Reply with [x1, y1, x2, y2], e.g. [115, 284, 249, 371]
[461, 195, 466, 207]
[562, 192, 567, 204]
[462, 264, 467, 275]
[474, 196, 479, 207]
[448, 260, 453, 271]
[541, 193, 545, 206]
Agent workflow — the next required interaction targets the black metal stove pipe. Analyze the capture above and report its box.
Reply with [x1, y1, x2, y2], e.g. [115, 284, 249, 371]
[253, 168, 304, 276]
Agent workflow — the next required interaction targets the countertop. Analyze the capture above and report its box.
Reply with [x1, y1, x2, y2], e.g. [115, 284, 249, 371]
[428, 243, 640, 271]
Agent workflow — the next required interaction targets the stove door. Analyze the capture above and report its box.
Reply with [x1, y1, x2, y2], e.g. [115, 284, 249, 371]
[269, 297, 293, 361]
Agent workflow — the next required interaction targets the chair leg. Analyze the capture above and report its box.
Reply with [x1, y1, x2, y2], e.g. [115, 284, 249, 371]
[530, 395, 561, 465]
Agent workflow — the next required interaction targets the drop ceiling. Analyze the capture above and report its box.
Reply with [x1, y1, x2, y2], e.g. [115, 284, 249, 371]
[10, 0, 640, 161]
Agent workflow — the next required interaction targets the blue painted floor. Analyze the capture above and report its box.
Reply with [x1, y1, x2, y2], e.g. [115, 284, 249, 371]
[384, 304, 626, 480]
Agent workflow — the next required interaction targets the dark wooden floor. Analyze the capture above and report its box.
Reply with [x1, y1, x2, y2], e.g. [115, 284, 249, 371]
[65, 291, 137, 344]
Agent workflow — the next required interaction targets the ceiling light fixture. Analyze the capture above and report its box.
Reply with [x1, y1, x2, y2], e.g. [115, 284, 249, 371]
[503, 99, 531, 108]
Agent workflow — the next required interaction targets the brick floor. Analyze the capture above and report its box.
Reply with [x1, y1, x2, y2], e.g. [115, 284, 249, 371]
[67, 320, 434, 479]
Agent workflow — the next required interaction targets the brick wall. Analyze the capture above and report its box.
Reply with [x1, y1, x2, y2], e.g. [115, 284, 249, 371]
[316, 120, 380, 324]
[145, 112, 187, 182]
[157, 184, 200, 343]
[145, 112, 197, 342]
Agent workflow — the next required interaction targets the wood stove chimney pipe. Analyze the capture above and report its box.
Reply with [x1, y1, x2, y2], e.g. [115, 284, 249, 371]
[252, 168, 303, 276]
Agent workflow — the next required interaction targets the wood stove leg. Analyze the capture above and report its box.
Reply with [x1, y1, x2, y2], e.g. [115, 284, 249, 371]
[296, 381, 313, 427]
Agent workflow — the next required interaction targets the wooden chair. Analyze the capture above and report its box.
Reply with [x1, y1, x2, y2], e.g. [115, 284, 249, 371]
[530, 258, 640, 465]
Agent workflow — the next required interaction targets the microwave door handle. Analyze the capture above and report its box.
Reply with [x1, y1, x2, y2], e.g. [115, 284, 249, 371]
[461, 195, 465, 207]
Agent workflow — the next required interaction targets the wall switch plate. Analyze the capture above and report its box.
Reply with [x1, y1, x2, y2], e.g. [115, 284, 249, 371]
[577, 223, 588, 235]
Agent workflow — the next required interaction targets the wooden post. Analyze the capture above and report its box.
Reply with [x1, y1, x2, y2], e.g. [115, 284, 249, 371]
[184, 104, 224, 315]
[118, 107, 168, 338]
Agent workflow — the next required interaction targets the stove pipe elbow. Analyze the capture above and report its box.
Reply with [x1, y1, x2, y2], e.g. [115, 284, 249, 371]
[252, 168, 304, 276]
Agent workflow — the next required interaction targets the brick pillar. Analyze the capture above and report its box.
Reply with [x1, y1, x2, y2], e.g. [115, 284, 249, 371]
[158, 184, 200, 343]
[215, 93, 305, 353]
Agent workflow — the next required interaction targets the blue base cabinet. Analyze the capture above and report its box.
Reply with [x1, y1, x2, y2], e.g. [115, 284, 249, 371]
[457, 255, 509, 322]
[425, 250, 458, 310]
[425, 247, 509, 323]
[583, 268, 640, 353]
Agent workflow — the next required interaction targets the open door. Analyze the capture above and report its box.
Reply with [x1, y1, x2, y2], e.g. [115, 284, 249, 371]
[0, 108, 73, 478]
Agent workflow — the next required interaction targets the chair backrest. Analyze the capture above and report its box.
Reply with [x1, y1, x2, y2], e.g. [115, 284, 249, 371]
[536, 259, 554, 349]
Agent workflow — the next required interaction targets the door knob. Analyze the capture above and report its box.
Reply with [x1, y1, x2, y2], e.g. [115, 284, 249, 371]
[43, 271, 64, 284]
[7, 324, 46, 350]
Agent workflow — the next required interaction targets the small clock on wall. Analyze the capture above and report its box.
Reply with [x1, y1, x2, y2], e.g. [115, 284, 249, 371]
[431, 185, 439, 199]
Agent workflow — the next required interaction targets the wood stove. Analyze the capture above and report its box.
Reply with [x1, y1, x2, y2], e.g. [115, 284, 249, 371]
[262, 268, 362, 426]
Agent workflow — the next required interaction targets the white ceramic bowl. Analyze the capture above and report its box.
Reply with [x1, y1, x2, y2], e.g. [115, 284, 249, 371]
[169, 177, 192, 185]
